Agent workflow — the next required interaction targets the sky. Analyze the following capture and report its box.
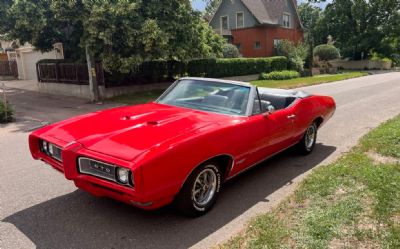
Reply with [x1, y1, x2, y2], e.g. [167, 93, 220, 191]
[191, 0, 332, 11]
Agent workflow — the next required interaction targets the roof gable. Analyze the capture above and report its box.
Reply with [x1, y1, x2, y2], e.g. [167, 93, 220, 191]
[211, 0, 303, 28]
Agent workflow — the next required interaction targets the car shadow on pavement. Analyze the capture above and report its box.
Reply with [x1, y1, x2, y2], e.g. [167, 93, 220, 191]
[3, 143, 336, 249]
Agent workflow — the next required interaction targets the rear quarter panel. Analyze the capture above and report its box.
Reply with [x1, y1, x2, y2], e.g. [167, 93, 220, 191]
[292, 95, 336, 140]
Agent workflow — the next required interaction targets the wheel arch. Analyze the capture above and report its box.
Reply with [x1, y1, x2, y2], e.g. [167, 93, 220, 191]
[314, 116, 324, 128]
[178, 154, 234, 191]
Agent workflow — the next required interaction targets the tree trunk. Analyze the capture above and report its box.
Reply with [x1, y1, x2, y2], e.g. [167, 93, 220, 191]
[85, 45, 100, 102]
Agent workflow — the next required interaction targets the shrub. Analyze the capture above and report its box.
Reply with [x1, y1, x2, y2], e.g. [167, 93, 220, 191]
[258, 70, 300, 80]
[391, 54, 400, 66]
[0, 101, 14, 123]
[313, 44, 340, 61]
[187, 56, 287, 78]
[222, 44, 240, 58]
[276, 40, 309, 72]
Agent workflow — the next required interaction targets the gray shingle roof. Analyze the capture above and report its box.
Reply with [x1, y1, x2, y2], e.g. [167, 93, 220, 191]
[241, 0, 299, 25]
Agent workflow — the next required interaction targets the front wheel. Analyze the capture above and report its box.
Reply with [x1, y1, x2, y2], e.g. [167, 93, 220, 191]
[297, 122, 317, 155]
[175, 162, 222, 216]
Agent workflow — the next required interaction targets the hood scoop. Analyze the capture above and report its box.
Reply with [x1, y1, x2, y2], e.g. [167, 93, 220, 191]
[122, 115, 159, 126]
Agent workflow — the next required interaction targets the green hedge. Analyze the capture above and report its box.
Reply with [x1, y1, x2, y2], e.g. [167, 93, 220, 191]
[259, 70, 300, 80]
[187, 57, 288, 78]
[37, 56, 288, 86]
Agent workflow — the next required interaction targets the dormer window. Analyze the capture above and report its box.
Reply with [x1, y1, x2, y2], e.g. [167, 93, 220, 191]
[236, 12, 244, 28]
[283, 13, 290, 28]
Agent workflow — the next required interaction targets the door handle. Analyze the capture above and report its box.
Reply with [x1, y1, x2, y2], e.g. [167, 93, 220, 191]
[287, 114, 296, 119]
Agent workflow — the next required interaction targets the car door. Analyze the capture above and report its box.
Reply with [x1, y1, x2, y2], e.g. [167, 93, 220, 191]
[230, 90, 295, 175]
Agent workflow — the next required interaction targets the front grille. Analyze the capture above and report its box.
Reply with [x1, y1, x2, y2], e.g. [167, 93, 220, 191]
[78, 158, 117, 182]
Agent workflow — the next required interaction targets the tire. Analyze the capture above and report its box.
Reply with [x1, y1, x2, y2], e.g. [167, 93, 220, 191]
[175, 162, 222, 216]
[297, 122, 317, 155]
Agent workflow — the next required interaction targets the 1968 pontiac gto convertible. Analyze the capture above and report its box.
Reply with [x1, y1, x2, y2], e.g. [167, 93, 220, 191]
[29, 78, 335, 216]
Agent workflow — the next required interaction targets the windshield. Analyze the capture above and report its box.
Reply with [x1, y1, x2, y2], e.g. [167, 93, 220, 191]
[157, 79, 251, 116]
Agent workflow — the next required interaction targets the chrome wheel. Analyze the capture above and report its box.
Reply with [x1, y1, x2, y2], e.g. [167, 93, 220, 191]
[192, 168, 217, 207]
[305, 125, 316, 150]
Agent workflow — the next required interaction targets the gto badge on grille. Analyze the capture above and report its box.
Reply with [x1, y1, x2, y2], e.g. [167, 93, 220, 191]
[90, 161, 112, 174]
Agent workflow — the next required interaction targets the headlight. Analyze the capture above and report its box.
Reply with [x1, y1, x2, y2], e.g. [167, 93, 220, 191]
[40, 140, 62, 162]
[116, 167, 130, 184]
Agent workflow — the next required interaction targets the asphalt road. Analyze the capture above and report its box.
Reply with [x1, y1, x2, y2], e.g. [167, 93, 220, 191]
[1, 72, 400, 249]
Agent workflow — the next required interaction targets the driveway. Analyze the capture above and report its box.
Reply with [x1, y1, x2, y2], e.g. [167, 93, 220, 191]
[1, 72, 400, 249]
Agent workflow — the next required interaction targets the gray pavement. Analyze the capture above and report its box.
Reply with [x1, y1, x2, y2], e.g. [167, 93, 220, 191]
[1, 72, 400, 249]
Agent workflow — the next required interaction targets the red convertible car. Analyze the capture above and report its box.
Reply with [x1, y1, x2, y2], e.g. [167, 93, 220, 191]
[29, 78, 335, 216]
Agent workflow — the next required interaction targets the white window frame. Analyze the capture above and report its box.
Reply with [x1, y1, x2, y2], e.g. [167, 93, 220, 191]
[254, 41, 261, 50]
[236, 12, 244, 29]
[283, 13, 291, 28]
[220, 15, 229, 32]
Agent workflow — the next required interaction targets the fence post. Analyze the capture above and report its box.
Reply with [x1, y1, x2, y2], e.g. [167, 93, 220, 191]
[75, 64, 80, 83]
[1, 83, 7, 121]
[36, 63, 40, 82]
[54, 63, 59, 82]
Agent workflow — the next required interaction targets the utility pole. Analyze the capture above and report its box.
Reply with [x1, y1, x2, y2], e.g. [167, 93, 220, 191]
[85, 44, 100, 102]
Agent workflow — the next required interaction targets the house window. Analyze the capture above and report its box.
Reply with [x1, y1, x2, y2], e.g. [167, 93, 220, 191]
[236, 12, 244, 28]
[254, 41, 261, 49]
[236, 43, 241, 50]
[283, 13, 290, 28]
[221, 16, 229, 30]
[274, 39, 282, 48]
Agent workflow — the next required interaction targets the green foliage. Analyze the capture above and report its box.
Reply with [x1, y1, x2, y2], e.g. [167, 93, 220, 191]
[187, 57, 287, 78]
[38, 56, 287, 86]
[391, 54, 400, 66]
[313, 44, 340, 61]
[222, 44, 240, 58]
[203, 0, 221, 18]
[276, 40, 309, 72]
[320, 0, 400, 59]
[258, 70, 300, 81]
[0, 101, 14, 123]
[2, 0, 227, 72]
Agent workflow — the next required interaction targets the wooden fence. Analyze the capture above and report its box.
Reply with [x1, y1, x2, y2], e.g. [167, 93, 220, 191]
[0, 61, 18, 78]
[36, 63, 105, 85]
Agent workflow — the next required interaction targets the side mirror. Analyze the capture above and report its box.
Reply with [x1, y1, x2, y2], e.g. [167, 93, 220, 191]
[262, 105, 275, 118]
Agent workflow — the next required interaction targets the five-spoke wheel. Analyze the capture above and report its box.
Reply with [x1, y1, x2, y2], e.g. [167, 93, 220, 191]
[175, 163, 221, 216]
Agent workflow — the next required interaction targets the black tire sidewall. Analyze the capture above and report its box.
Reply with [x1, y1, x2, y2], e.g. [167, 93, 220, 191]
[191, 164, 221, 212]
[176, 162, 222, 216]
[298, 123, 317, 154]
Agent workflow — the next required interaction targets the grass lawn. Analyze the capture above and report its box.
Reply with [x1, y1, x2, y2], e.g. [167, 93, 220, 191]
[108, 72, 368, 105]
[252, 71, 368, 89]
[108, 89, 165, 105]
[220, 115, 400, 249]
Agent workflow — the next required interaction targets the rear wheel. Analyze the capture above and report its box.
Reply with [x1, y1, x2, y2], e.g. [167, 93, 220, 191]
[175, 162, 222, 216]
[297, 122, 317, 155]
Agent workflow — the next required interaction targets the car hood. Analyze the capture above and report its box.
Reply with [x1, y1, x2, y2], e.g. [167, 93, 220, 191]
[42, 103, 226, 161]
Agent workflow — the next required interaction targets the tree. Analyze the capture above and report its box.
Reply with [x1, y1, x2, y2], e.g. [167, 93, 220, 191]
[319, 0, 400, 59]
[202, 0, 221, 18]
[1, 0, 226, 72]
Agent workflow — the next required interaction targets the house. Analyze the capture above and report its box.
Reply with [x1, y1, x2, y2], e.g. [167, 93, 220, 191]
[0, 39, 64, 80]
[209, 0, 304, 57]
